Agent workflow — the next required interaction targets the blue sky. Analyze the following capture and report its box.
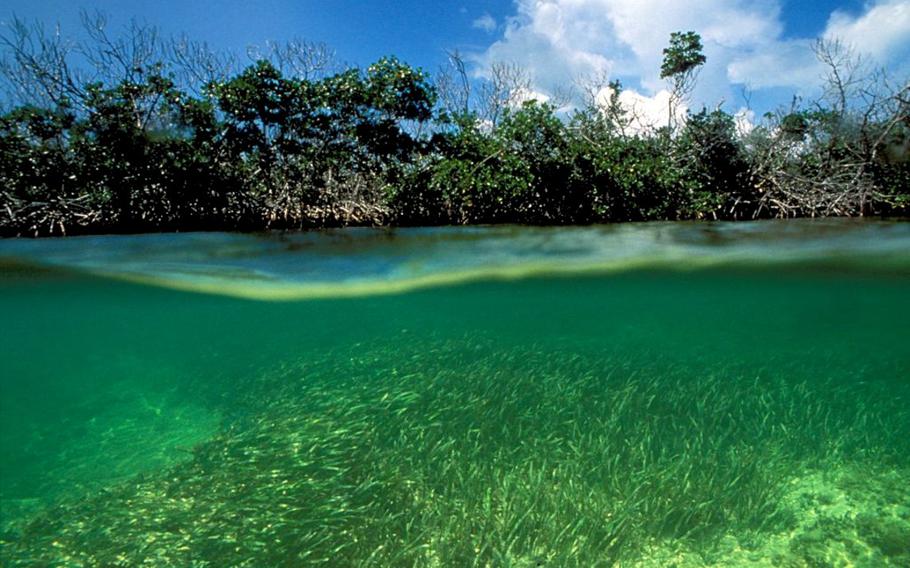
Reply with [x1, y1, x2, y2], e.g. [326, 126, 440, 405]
[2, 0, 908, 120]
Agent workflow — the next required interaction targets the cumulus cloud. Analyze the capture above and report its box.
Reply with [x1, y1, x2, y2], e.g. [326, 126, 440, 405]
[476, 1, 615, 94]
[473, 0, 910, 114]
[824, 0, 910, 61]
[725, 40, 821, 90]
[472, 13, 497, 33]
[594, 85, 686, 134]
[734, 107, 756, 136]
[512, 86, 551, 105]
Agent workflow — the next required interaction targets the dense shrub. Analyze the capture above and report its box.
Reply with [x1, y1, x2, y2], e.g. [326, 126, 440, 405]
[1, 22, 907, 235]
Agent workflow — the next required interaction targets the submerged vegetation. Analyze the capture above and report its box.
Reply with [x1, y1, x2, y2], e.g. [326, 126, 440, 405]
[2, 227, 909, 565]
[3, 337, 909, 566]
[1, 15, 908, 236]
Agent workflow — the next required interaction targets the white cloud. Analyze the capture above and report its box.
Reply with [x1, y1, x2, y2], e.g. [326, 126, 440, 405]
[476, 1, 616, 94]
[824, 0, 910, 61]
[472, 13, 497, 33]
[473, 0, 910, 115]
[594, 85, 687, 134]
[726, 40, 821, 90]
[734, 107, 756, 136]
[512, 86, 551, 106]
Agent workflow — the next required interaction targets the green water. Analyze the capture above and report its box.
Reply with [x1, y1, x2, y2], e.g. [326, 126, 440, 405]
[1, 220, 909, 566]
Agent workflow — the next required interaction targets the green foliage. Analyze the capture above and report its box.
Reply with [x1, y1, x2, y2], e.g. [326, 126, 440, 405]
[1, 24, 907, 235]
[401, 112, 534, 224]
[569, 109, 689, 221]
[0, 105, 86, 235]
[364, 56, 436, 123]
[599, 137, 689, 221]
[780, 112, 810, 141]
[871, 154, 910, 215]
[660, 31, 707, 80]
[0, 53, 444, 234]
[660, 31, 707, 133]
[495, 101, 588, 223]
[675, 108, 751, 218]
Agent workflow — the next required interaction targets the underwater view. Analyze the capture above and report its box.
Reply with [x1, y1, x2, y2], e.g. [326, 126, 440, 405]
[1, 219, 909, 567]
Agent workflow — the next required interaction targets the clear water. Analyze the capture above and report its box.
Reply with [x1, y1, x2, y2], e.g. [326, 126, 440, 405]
[1, 220, 909, 566]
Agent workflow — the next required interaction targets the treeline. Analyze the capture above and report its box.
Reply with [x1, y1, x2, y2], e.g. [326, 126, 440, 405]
[1, 15, 908, 236]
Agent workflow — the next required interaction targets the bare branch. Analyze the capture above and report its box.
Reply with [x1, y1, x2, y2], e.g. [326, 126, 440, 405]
[0, 15, 86, 109]
[246, 38, 336, 80]
[170, 34, 236, 94]
[79, 11, 167, 86]
[812, 38, 863, 116]
[436, 49, 471, 118]
[478, 61, 531, 127]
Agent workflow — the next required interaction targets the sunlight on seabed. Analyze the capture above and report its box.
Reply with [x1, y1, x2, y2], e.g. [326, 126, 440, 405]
[2, 219, 910, 566]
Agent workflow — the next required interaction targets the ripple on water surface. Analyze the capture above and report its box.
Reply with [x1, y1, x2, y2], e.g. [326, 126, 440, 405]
[2, 219, 909, 299]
